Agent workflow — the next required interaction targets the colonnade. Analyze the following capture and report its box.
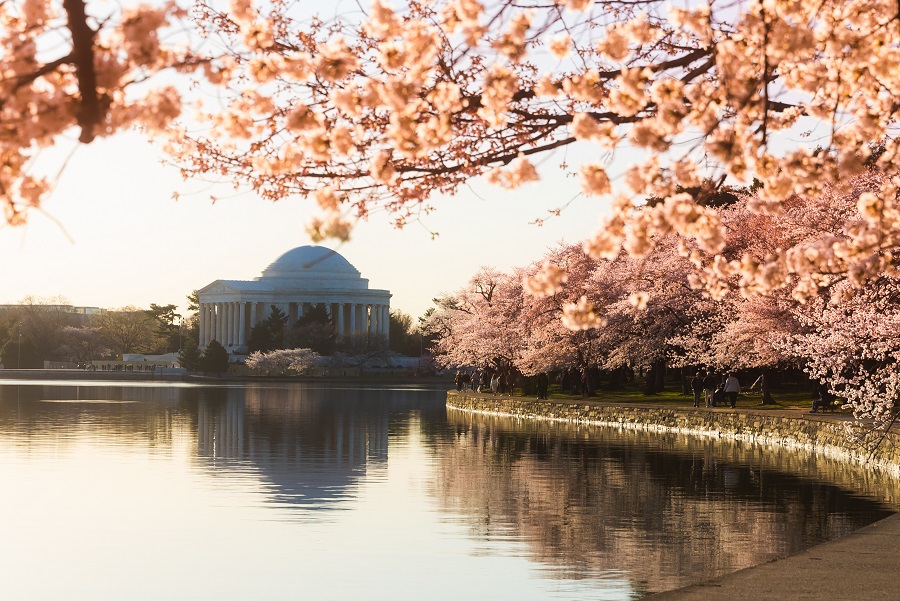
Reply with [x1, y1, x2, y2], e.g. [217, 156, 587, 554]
[198, 300, 390, 349]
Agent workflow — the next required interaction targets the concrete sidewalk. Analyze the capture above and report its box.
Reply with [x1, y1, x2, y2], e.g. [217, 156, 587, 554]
[650, 501, 900, 600]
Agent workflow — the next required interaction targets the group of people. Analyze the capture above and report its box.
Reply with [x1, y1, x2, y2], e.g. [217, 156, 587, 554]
[690, 372, 741, 408]
[454, 368, 517, 396]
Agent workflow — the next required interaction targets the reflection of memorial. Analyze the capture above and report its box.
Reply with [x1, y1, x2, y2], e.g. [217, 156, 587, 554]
[439, 409, 899, 596]
[195, 385, 395, 507]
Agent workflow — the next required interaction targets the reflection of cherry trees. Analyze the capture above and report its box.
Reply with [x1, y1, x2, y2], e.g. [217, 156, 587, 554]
[435, 411, 898, 594]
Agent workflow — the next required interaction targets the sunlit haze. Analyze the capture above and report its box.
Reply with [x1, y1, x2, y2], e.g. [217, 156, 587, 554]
[3, 132, 603, 320]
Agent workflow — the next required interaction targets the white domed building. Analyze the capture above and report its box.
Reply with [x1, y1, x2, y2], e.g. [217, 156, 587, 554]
[197, 246, 391, 352]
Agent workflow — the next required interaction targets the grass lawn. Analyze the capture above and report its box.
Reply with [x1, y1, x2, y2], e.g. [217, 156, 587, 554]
[505, 382, 839, 412]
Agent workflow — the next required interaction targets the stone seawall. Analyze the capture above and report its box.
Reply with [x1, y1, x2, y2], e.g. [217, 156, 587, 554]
[446, 391, 900, 476]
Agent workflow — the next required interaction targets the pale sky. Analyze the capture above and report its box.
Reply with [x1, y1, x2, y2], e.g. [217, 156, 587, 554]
[3, 131, 605, 321]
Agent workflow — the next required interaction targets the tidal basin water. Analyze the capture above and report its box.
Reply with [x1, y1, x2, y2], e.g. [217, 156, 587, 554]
[0, 380, 897, 600]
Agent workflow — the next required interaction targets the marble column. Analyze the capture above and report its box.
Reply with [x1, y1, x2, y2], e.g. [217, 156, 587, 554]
[209, 304, 215, 345]
[223, 302, 230, 345]
[348, 303, 356, 338]
[238, 302, 246, 347]
[229, 303, 238, 346]
[215, 303, 223, 343]
[199, 304, 207, 347]
[234, 302, 240, 346]
[227, 303, 232, 344]
[337, 303, 345, 341]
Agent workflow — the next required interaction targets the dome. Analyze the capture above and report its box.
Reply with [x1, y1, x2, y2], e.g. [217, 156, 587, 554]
[257, 246, 361, 281]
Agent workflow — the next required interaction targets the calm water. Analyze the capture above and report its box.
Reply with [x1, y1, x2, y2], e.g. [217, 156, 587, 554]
[0, 380, 896, 600]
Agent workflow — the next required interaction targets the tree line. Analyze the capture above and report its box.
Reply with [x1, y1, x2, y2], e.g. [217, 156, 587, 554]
[423, 172, 900, 450]
[0, 298, 196, 369]
[0, 294, 426, 372]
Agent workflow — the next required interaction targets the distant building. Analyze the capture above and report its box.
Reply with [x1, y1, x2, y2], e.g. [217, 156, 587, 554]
[0, 304, 105, 316]
[0, 304, 106, 327]
[197, 246, 391, 352]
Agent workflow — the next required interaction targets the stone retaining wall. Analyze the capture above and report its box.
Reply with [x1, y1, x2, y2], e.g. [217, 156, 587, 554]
[446, 391, 900, 476]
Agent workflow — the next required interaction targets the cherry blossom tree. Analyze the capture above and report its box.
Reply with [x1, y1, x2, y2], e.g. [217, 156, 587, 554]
[172, 0, 900, 312]
[785, 278, 900, 453]
[10, 0, 900, 317]
[59, 325, 108, 363]
[1, 0, 203, 223]
[425, 267, 525, 371]
[245, 347, 321, 375]
[516, 245, 601, 377]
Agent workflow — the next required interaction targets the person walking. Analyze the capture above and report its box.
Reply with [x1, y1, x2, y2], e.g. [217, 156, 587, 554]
[703, 372, 717, 407]
[724, 373, 741, 408]
[490, 373, 500, 396]
[537, 372, 549, 400]
[690, 372, 704, 407]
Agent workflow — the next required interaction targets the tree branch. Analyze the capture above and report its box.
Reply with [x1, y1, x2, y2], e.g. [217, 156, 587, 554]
[63, 0, 101, 143]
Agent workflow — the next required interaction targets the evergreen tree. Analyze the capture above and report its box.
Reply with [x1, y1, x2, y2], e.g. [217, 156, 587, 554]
[183, 291, 200, 345]
[178, 337, 203, 372]
[289, 304, 335, 355]
[389, 310, 423, 356]
[146, 303, 181, 353]
[247, 305, 289, 353]
[200, 339, 230, 374]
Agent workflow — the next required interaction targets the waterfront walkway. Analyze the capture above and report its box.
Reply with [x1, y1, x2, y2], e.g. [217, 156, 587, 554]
[448, 390, 899, 601]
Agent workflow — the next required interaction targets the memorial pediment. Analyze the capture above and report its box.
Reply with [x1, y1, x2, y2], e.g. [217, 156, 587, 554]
[197, 280, 241, 295]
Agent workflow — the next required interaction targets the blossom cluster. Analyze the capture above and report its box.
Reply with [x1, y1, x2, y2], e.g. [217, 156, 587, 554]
[169, 0, 900, 303]
[245, 347, 322, 375]
[9, 0, 900, 311]
[1, 0, 199, 223]
[426, 174, 900, 448]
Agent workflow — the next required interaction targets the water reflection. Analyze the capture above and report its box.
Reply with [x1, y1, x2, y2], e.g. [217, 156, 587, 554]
[193, 386, 398, 508]
[438, 409, 899, 595]
[0, 380, 895, 600]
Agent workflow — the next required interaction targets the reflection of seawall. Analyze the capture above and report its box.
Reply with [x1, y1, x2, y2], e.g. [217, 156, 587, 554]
[439, 399, 900, 596]
[446, 392, 900, 476]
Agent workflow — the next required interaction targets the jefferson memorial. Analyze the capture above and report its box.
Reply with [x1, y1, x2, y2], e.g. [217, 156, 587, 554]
[197, 246, 391, 352]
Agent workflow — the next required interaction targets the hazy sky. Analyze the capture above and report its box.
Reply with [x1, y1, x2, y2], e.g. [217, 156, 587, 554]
[3, 131, 605, 321]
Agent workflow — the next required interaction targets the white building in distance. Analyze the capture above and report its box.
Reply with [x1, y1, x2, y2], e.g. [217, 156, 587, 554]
[197, 246, 391, 352]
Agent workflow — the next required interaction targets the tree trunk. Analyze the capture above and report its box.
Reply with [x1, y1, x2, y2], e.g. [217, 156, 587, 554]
[643, 358, 666, 395]
[609, 366, 622, 389]
[643, 362, 657, 395]
[655, 358, 666, 390]
[760, 367, 776, 405]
